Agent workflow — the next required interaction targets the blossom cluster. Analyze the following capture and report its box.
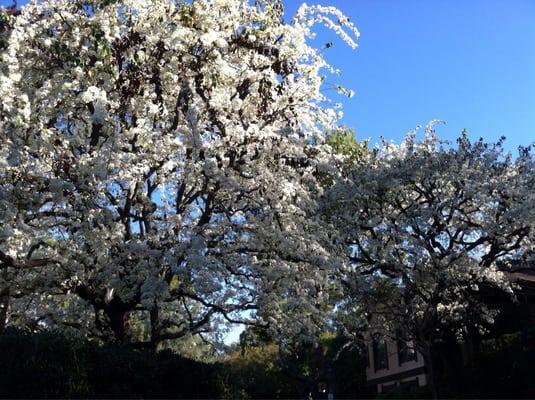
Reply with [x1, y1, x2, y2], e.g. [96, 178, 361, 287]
[0, 0, 358, 342]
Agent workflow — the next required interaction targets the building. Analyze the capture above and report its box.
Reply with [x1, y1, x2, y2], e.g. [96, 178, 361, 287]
[365, 336, 426, 393]
[365, 267, 535, 394]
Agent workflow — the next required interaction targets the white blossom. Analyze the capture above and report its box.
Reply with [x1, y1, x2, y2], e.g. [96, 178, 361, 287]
[0, 0, 358, 344]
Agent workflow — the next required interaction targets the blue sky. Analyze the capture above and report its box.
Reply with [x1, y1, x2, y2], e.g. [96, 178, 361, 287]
[282, 0, 535, 152]
[3, 0, 534, 152]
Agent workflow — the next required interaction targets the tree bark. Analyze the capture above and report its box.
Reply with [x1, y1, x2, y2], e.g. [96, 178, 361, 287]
[0, 291, 8, 334]
[0, 269, 9, 334]
[421, 340, 438, 399]
[149, 305, 159, 350]
[105, 304, 128, 342]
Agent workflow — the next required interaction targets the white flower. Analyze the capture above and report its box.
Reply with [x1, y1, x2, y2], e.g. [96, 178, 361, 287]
[200, 31, 219, 46]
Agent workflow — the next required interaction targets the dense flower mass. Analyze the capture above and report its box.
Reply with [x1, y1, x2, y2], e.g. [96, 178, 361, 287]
[0, 0, 359, 343]
[1, 0, 533, 363]
[321, 126, 535, 396]
[326, 126, 535, 346]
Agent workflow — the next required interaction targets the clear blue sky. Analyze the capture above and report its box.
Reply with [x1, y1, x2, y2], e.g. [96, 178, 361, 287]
[3, 0, 534, 152]
[282, 0, 535, 152]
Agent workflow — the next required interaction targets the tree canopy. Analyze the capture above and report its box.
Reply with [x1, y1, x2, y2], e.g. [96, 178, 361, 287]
[0, 0, 359, 345]
[1, 4, 534, 383]
[324, 126, 535, 396]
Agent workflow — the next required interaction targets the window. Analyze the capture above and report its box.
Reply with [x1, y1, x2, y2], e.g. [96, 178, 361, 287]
[373, 339, 389, 371]
[400, 378, 419, 390]
[397, 340, 417, 365]
[381, 382, 397, 393]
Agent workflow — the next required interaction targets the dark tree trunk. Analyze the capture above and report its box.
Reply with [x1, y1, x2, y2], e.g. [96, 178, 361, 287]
[0, 290, 8, 334]
[149, 306, 159, 350]
[0, 267, 9, 334]
[75, 285, 133, 342]
[105, 304, 128, 342]
[326, 364, 335, 400]
[421, 340, 438, 399]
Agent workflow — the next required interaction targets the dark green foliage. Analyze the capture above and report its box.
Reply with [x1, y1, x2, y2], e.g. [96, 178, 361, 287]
[0, 328, 89, 398]
[437, 328, 535, 399]
[3, 326, 535, 399]
[0, 329, 222, 399]
[376, 385, 431, 399]
[223, 329, 373, 399]
[325, 337, 374, 399]
[223, 343, 300, 399]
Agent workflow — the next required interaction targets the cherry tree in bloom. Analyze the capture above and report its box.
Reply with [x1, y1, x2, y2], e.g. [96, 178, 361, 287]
[324, 126, 535, 397]
[0, 0, 359, 345]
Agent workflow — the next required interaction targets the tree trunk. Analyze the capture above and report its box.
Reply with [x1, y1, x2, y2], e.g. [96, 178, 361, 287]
[0, 269, 9, 334]
[149, 306, 159, 350]
[421, 340, 438, 399]
[326, 363, 335, 400]
[0, 291, 8, 334]
[106, 305, 127, 342]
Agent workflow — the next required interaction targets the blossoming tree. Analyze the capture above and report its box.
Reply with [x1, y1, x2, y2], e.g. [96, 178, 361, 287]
[325, 127, 535, 397]
[0, 0, 358, 345]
